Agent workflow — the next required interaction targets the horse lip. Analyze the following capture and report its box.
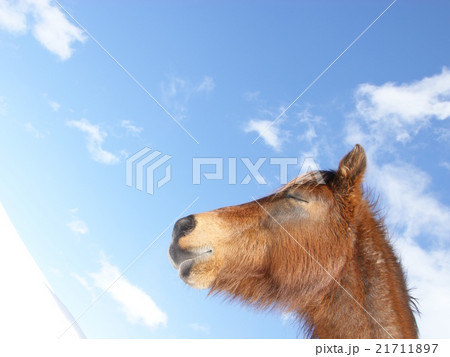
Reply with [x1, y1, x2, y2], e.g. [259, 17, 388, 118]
[168, 246, 213, 270]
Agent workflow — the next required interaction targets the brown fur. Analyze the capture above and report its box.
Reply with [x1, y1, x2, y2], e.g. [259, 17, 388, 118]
[169, 145, 418, 338]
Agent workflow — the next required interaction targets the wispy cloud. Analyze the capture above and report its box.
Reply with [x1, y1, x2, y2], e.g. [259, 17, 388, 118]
[72, 272, 98, 302]
[67, 208, 89, 235]
[24, 121, 45, 139]
[161, 76, 189, 121]
[89, 255, 167, 329]
[67, 219, 88, 235]
[49, 100, 60, 112]
[161, 75, 215, 120]
[295, 108, 325, 158]
[243, 91, 260, 102]
[196, 76, 215, 93]
[42, 93, 60, 111]
[121, 120, 143, 135]
[440, 161, 450, 171]
[353, 67, 450, 146]
[435, 127, 450, 143]
[71, 272, 93, 292]
[67, 118, 119, 165]
[188, 322, 210, 334]
[244, 106, 292, 152]
[162, 76, 186, 98]
[0, 0, 86, 60]
[244, 119, 284, 152]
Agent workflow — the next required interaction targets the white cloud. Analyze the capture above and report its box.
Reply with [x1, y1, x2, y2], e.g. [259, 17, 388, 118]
[89, 256, 167, 329]
[67, 208, 89, 235]
[354, 67, 450, 145]
[244, 119, 285, 152]
[0, 0, 86, 60]
[244, 104, 295, 152]
[245, 119, 283, 151]
[71, 272, 93, 291]
[0, 0, 27, 33]
[395, 238, 450, 338]
[67, 219, 88, 235]
[121, 120, 143, 135]
[49, 100, 60, 111]
[188, 323, 210, 334]
[196, 76, 215, 93]
[67, 118, 119, 165]
[371, 163, 450, 244]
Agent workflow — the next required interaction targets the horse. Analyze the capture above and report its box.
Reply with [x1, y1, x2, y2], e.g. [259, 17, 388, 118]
[169, 144, 418, 338]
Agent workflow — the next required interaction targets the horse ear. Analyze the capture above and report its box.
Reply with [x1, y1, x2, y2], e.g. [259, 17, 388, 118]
[334, 144, 366, 194]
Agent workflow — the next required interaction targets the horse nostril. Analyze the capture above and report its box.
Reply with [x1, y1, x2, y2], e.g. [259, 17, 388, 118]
[172, 215, 196, 242]
[170, 215, 198, 269]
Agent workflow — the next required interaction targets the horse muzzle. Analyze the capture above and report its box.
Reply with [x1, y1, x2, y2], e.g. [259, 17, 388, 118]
[169, 215, 214, 281]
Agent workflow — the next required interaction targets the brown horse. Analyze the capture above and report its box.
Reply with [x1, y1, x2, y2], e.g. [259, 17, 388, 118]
[169, 145, 418, 338]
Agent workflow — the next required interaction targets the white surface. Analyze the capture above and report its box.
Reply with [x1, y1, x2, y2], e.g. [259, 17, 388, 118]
[0, 202, 84, 339]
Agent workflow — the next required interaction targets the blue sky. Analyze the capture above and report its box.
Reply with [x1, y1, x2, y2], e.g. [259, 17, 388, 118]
[1, 0, 449, 338]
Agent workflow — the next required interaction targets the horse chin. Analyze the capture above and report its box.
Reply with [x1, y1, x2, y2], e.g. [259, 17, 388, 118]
[178, 255, 218, 290]
[181, 274, 213, 290]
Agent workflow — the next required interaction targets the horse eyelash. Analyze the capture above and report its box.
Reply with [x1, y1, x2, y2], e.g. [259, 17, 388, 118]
[285, 194, 309, 203]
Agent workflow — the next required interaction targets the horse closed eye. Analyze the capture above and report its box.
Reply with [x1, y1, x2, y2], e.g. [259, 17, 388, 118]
[285, 194, 309, 203]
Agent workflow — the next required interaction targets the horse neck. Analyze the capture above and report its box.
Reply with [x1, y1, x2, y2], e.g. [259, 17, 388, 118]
[304, 201, 418, 339]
